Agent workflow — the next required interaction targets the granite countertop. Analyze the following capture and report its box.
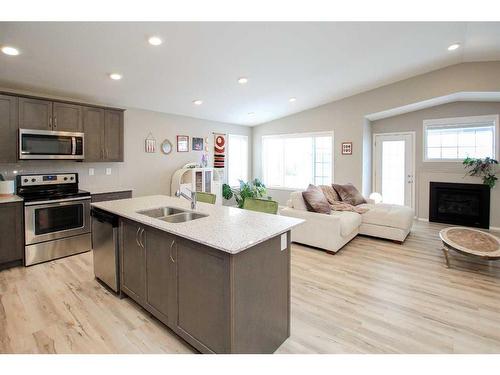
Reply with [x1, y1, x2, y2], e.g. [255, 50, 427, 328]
[0, 195, 23, 204]
[92, 195, 304, 254]
[84, 187, 134, 195]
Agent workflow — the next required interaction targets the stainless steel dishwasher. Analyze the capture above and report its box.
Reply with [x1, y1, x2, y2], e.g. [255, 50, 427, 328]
[91, 208, 120, 293]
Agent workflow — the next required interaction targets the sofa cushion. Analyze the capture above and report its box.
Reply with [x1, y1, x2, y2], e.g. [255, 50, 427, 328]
[332, 211, 362, 237]
[289, 191, 308, 210]
[358, 203, 414, 230]
[332, 183, 366, 205]
[302, 184, 331, 214]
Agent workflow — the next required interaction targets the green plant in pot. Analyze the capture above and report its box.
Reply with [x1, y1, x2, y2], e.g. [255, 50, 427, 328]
[463, 156, 498, 188]
[222, 178, 269, 208]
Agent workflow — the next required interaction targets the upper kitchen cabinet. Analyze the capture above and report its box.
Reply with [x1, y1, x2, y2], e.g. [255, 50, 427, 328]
[82, 107, 124, 162]
[104, 109, 124, 162]
[52, 102, 83, 132]
[83, 106, 105, 161]
[0, 94, 18, 163]
[18, 97, 53, 130]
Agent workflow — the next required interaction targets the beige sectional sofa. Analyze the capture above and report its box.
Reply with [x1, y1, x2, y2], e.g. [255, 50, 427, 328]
[280, 191, 414, 253]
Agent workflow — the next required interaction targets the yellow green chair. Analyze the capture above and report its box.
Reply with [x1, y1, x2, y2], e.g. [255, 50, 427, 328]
[242, 198, 279, 214]
[196, 192, 217, 204]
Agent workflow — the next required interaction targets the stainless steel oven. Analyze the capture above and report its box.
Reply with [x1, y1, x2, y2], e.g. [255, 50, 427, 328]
[19, 129, 84, 160]
[17, 173, 92, 266]
[24, 196, 91, 245]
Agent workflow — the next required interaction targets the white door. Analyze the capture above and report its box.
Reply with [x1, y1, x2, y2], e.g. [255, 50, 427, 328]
[374, 133, 414, 208]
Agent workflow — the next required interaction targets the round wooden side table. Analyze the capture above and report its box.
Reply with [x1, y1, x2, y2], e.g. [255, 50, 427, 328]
[439, 227, 500, 268]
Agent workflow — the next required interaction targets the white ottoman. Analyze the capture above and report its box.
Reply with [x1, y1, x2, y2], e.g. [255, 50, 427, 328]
[357, 203, 414, 243]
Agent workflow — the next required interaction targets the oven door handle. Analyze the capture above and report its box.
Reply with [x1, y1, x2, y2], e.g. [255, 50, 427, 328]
[24, 196, 91, 206]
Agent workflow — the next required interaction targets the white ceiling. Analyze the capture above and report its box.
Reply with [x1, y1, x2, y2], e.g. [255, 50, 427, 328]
[1, 22, 499, 126]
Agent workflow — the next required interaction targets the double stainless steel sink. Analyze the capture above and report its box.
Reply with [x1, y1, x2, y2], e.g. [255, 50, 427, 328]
[136, 207, 207, 223]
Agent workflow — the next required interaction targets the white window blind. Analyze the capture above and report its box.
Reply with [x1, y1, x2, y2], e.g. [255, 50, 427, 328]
[423, 115, 497, 161]
[262, 132, 333, 189]
[227, 134, 249, 187]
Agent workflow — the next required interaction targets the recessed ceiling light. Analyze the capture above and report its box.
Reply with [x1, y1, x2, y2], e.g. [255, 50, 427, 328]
[148, 36, 163, 46]
[109, 73, 122, 80]
[447, 43, 461, 51]
[238, 77, 249, 84]
[248, 112, 255, 116]
[289, 97, 297, 102]
[1, 46, 20, 56]
[193, 99, 203, 106]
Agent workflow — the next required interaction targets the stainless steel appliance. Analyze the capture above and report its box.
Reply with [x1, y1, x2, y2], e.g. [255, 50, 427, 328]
[91, 208, 120, 293]
[19, 129, 84, 160]
[17, 173, 91, 266]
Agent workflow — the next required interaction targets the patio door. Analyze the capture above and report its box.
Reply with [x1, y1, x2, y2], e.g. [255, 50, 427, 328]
[374, 132, 415, 208]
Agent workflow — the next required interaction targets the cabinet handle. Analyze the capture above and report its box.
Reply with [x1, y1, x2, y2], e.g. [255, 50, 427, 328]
[169, 240, 176, 263]
[49, 116, 53, 129]
[135, 227, 141, 247]
[53, 116, 57, 129]
[139, 228, 145, 248]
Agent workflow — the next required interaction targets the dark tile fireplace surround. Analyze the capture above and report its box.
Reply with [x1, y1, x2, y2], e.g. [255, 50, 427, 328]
[429, 182, 490, 229]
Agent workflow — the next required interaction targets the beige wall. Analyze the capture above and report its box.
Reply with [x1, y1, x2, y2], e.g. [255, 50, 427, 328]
[252, 62, 500, 204]
[0, 88, 251, 197]
[371, 101, 500, 228]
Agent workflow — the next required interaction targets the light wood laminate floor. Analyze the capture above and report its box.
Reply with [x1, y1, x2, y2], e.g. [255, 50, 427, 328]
[1, 221, 499, 354]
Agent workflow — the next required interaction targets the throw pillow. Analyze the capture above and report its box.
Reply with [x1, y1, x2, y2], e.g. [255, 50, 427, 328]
[332, 183, 366, 206]
[319, 185, 340, 204]
[302, 184, 331, 214]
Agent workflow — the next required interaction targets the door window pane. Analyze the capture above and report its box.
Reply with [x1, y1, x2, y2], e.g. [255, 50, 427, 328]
[381, 140, 405, 205]
[227, 135, 249, 187]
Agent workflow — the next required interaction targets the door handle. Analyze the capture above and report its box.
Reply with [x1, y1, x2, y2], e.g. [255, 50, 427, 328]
[136, 227, 141, 247]
[139, 228, 145, 248]
[169, 239, 176, 263]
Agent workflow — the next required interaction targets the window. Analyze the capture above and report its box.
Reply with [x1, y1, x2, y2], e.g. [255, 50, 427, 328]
[227, 134, 248, 187]
[423, 115, 498, 161]
[262, 132, 333, 189]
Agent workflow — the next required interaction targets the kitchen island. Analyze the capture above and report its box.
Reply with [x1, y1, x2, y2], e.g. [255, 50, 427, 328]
[91, 195, 303, 354]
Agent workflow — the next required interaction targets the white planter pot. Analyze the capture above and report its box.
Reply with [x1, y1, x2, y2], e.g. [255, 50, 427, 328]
[0, 180, 15, 195]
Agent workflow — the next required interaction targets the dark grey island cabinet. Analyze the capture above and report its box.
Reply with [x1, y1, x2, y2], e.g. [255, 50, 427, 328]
[119, 218, 291, 354]
[0, 202, 24, 270]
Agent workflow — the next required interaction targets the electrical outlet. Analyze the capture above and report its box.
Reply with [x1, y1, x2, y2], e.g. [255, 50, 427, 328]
[106, 168, 112, 175]
[88, 168, 94, 176]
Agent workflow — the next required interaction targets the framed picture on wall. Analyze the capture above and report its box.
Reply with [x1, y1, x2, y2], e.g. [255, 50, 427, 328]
[341, 142, 353, 155]
[177, 135, 189, 152]
[192, 137, 204, 151]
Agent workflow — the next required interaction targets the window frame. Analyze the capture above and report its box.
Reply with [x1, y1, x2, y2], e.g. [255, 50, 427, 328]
[261, 131, 334, 190]
[422, 114, 498, 163]
[227, 133, 249, 188]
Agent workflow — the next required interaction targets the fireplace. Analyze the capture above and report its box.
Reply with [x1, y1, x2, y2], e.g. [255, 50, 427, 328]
[429, 182, 490, 229]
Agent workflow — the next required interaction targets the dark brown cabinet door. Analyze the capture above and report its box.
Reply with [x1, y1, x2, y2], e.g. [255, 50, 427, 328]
[173, 239, 230, 353]
[18, 97, 53, 130]
[0, 202, 24, 266]
[83, 106, 105, 161]
[0, 94, 18, 163]
[121, 220, 146, 303]
[104, 110, 123, 161]
[145, 228, 175, 322]
[53, 102, 82, 132]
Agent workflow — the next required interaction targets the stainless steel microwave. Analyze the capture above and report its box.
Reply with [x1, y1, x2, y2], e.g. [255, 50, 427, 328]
[19, 129, 84, 160]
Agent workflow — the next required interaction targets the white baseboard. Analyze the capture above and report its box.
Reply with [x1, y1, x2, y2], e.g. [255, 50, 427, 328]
[489, 226, 500, 232]
[417, 217, 500, 232]
[417, 217, 429, 222]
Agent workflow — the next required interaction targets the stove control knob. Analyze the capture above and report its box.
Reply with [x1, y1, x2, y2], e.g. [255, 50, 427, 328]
[24, 178, 28, 183]
[64, 177, 68, 181]
[70, 176, 74, 181]
[31, 178, 36, 183]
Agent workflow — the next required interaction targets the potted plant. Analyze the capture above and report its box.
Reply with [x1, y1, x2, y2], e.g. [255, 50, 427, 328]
[463, 157, 498, 188]
[222, 178, 269, 208]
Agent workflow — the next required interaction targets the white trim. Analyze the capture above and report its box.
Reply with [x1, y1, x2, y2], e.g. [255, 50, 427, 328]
[422, 114, 498, 162]
[372, 131, 416, 210]
[366, 91, 500, 121]
[417, 217, 429, 222]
